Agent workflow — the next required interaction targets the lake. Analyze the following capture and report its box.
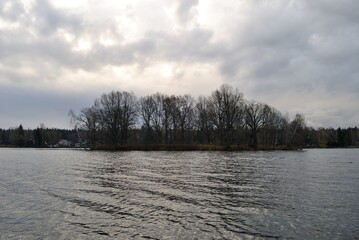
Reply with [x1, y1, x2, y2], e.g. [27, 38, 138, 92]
[0, 148, 358, 239]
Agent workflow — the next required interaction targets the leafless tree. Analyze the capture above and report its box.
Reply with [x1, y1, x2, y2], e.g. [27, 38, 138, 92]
[120, 91, 138, 145]
[244, 101, 270, 148]
[139, 93, 168, 144]
[139, 95, 156, 143]
[261, 106, 286, 146]
[287, 113, 306, 148]
[66, 84, 316, 149]
[196, 96, 212, 144]
[98, 91, 138, 148]
[174, 95, 196, 143]
[208, 84, 244, 146]
[69, 104, 101, 148]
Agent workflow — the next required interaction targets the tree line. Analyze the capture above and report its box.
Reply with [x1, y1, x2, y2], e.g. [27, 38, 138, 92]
[0, 124, 77, 148]
[1, 124, 357, 149]
[1, 84, 358, 150]
[64, 84, 358, 150]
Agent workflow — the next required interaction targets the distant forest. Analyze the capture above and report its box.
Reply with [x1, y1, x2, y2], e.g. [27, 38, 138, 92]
[1, 85, 358, 150]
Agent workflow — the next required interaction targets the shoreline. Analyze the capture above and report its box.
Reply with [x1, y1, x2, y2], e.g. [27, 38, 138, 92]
[2, 144, 358, 151]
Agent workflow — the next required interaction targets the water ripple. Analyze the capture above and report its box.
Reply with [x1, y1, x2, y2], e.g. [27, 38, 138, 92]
[0, 149, 358, 239]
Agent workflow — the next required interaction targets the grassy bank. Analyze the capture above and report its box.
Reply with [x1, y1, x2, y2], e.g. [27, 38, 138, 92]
[93, 144, 294, 151]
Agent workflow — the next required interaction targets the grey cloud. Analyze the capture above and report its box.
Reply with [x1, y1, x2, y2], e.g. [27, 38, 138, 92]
[0, 0, 358, 128]
[216, 1, 359, 95]
[31, 1, 83, 35]
[0, 66, 40, 84]
[1, 0, 357, 91]
[0, 0, 82, 35]
[155, 29, 217, 61]
[176, 0, 199, 24]
[0, 85, 96, 129]
[0, 1, 155, 75]
[0, 1, 85, 80]
[33, 1, 82, 35]
[0, 1, 213, 75]
[0, 1, 25, 21]
[306, 0, 359, 26]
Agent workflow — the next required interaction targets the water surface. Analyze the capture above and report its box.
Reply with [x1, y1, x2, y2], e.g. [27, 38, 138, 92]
[0, 149, 358, 239]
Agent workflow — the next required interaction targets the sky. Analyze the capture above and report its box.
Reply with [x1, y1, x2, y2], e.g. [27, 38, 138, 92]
[0, 0, 358, 129]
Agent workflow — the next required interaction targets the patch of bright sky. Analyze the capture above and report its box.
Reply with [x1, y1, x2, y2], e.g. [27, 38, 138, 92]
[197, 0, 247, 43]
[56, 28, 74, 43]
[72, 38, 92, 52]
[52, 0, 187, 43]
[0, 18, 19, 30]
[50, 0, 87, 9]
[2, 1, 12, 12]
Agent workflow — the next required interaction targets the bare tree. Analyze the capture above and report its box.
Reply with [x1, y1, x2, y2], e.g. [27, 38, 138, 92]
[139, 95, 156, 143]
[208, 84, 244, 146]
[261, 106, 285, 146]
[98, 91, 120, 148]
[139, 93, 169, 144]
[97, 91, 138, 148]
[244, 101, 270, 149]
[120, 91, 138, 145]
[174, 95, 196, 143]
[196, 96, 212, 144]
[69, 104, 101, 148]
[287, 113, 306, 148]
[66, 84, 314, 150]
[163, 95, 174, 144]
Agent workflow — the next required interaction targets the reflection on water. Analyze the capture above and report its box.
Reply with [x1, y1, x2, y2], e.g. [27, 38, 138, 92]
[0, 149, 358, 239]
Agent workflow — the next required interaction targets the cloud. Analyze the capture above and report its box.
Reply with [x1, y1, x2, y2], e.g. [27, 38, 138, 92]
[32, 1, 82, 35]
[176, 0, 199, 24]
[0, 0, 358, 128]
[0, 85, 97, 129]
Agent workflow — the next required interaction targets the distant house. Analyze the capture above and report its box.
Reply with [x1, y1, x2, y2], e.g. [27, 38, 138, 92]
[56, 139, 72, 147]
[75, 140, 89, 148]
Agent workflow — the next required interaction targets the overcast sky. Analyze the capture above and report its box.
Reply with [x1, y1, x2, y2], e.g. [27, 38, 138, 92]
[1, 0, 358, 129]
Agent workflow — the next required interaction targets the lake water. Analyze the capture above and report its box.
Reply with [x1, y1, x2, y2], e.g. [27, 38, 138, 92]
[0, 149, 358, 239]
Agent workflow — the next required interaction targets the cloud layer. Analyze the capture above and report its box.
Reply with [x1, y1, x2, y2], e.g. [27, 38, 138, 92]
[1, 0, 358, 128]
